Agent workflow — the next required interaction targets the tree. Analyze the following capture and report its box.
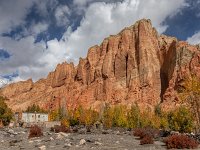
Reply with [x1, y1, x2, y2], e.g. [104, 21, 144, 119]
[112, 105, 128, 127]
[180, 75, 200, 131]
[167, 106, 194, 133]
[102, 104, 114, 128]
[0, 96, 13, 126]
[127, 104, 140, 128]
[26, 104, 46, 113]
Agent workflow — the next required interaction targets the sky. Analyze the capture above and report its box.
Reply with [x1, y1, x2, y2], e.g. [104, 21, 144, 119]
[0, 0, 200, 87]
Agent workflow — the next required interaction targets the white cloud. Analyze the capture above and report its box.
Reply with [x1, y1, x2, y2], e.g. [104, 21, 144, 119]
[187, 31, 200, 45]
[19, 22, 49, 38]
[31, 22, 49, 35]
[34, 0, 59, 17]
[0, 0, 188, 84]
[55, 5, 71, 26]
[0, 77, 9, 88]
[64, 0, 188, 63]
[0, 0, 37, 34]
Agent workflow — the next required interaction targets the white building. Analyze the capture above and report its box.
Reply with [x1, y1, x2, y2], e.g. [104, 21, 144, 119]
[20, 113, 49, 123]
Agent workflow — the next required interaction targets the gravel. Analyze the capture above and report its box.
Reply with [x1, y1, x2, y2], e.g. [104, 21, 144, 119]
[0, 127, 181, 150]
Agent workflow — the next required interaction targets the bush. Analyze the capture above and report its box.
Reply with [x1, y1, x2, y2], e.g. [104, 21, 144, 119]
[79, 107, 99, 126]
[140, 135, 154, 145]
[112, 105, 128, 127]
[168, 106, 194, 133]
[133, 128, 145, 138]
[127, 104, 140, 128]
[28, 125, 43, 138]
[0, 96, 13, 126]
[102, 105, 114, 128]
[164, 134, 199, 149]
[133, 128, 160, 139]
[50, 125, 71, 133]
[61, 118, 70, 128]
[26, 104, 46, 113]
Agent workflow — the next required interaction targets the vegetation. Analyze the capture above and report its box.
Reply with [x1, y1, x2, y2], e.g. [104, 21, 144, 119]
[28, 125, 43, 138]
[164, 134, 199, 149]
[47, 103, 196, 134]
[25, 104, 47, 113]
[140, 135, 154, 145]
[167, 106, 194, 133]
[50, 125, 71, 133]
[0, 96, 13, 126]
[180, 76, 200, 132]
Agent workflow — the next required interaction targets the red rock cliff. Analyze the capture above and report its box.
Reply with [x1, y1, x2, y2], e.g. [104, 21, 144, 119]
[1, 19, 200, 112]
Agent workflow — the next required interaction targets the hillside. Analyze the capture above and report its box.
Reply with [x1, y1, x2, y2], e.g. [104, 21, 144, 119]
[1, 19, 200, 112]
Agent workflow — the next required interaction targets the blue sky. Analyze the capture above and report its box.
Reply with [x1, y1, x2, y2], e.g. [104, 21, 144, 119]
[0, 0, 200, 86]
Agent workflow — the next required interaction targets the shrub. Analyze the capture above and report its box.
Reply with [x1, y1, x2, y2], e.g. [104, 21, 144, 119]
[50, 125, 71, 133]
[102, 105, 114, 128]
[61, 118, 70, 128]
[127, 104, 140, 128]
[168, 106, 194, 133]
[133, 128, 145, 138]
[79, 108, 99, 126]
[26, 104, 46, 113]
[133, 128, 160, 139]
[164, 134, 199, 149]
[112, 105, 128, 127]
[140, 135, 154, 145]
[28, 125, 43, 138]
[49, 110, 60, 121]
[0, 96, 13, 126]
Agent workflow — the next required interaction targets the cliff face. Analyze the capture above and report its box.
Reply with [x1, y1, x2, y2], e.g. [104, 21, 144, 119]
[1, 19, 200, 112]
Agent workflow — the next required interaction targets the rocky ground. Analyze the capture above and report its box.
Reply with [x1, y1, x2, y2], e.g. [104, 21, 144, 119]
[0, 126, 169, 150]
[0, 127, 199, 150]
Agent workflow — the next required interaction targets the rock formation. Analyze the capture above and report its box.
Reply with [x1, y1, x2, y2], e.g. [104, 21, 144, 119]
[0, 19, 200, 112]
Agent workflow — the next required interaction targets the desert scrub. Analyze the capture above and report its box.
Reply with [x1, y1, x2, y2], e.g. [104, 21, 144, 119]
[28, 125, 43, 138]
[164, 134, 199, 149]
[50, 125, 71, 133]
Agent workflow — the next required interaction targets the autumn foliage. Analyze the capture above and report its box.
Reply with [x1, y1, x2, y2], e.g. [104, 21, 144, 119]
[164, 134, 199, 149]
[28, 125, 43, 138]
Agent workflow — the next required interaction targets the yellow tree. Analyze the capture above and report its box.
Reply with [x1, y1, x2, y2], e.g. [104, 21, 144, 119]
[180, 75, 200, 131]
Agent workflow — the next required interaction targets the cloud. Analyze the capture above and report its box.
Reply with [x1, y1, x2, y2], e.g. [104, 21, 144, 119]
[55, 5, 71, 26]
[187, 31, 200, 45]
[34, 0, 59, 18]
[64, 0, 188, 63]
[0, 0, 37, 34]
[0, 0, 188, 85]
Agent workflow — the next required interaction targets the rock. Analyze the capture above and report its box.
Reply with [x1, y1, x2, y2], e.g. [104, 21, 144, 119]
[95, 141, 102, 145]
[56, 134, 63, 140]
[170, 131, 180, 135]
[29, 140, 34, 143]
[64, 143, 72, 148]
[59, 132, 70, 137]
[38, 145, 46, 150]
[7, 129, 18, 135]
[78, 128, 87, 134]
[1, 19, 200, 112]
[8, 122, 15, 128]
[102, 130, 109, 134]
[35, 139, 42, 143]
[79, 139, 86, 145]
[9, 139, 22, 146]
[50, 137, 54, 141]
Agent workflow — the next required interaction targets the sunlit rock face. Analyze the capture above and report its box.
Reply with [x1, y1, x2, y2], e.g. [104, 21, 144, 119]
[1, 19, 200, 112]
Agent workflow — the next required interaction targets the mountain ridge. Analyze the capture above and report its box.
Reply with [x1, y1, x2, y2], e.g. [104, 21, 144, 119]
[1, 19, 200, 112]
